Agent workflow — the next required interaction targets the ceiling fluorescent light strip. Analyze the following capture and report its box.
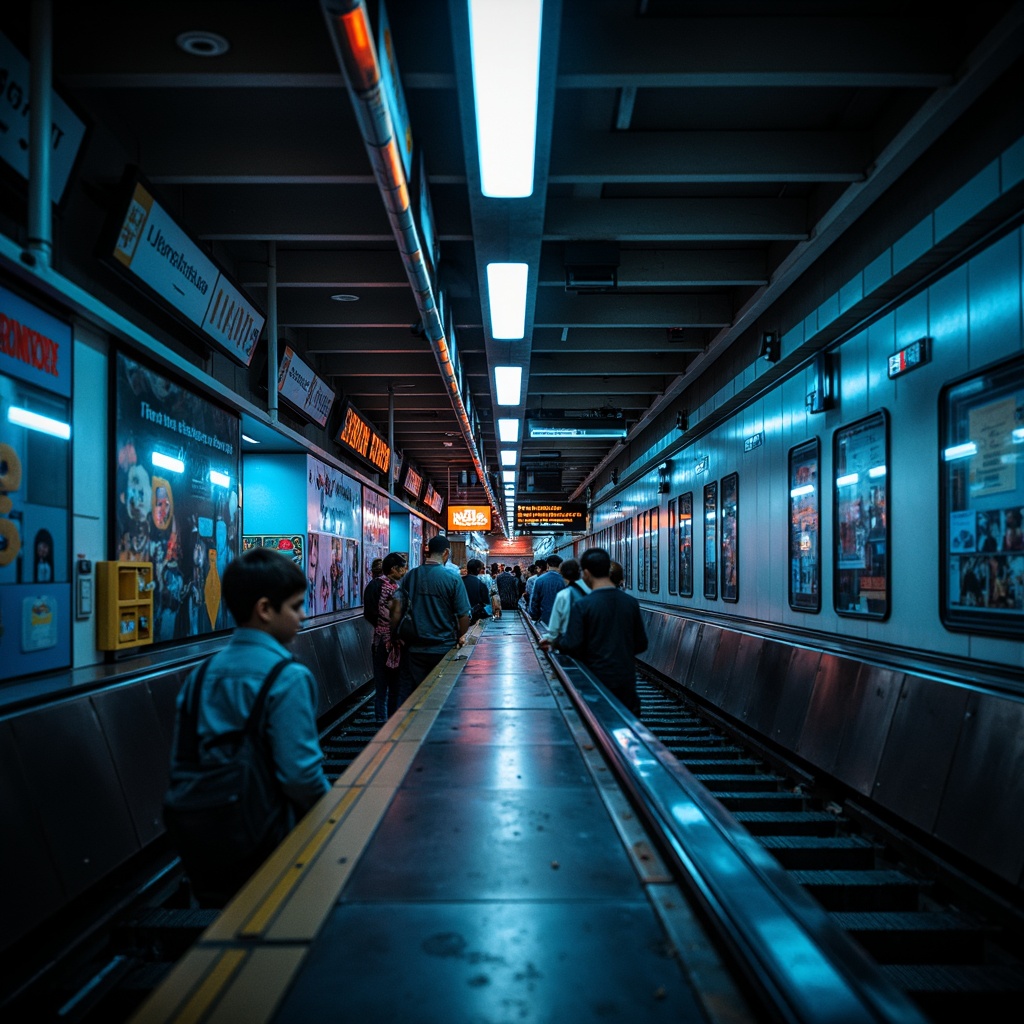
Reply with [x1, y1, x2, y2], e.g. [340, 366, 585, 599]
[494, 365, 523, 406]
[486, 263, 528, 339]
[468, 0, 543, 198]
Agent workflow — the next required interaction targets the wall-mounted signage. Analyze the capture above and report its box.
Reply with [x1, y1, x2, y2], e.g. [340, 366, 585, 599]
[887, 336, 931, 379]
[0, 33, 87, 204]
[101, 168, 265, 366]
[0, 281, 72, 398]
[514, 502, 587, 532]
[402, 464, 423, 499]
[744, 431, 763, 452]
[423, 482, 444, 514]
[335, 400, 390, 476]
[448, 505, 491, 532]
[277, 346, 335, 428]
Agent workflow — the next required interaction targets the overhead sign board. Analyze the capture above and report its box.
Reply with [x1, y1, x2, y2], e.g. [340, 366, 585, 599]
[335, 400, 391, 475]
[102, 169, 265, 366]
[514, 502, 587, 532]
[423, 481, 444, 514]
[0, 32, 87, 204]
[277, 346, 335, 427]
[402, 464, 423, 499]
[447, 505, 491, 532]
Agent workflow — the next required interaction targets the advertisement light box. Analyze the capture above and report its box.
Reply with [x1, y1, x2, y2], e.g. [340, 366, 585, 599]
[335, 401, 391, 475]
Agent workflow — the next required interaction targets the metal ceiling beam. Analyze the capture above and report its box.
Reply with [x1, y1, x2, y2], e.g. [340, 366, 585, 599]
[544, 198, 809, 241]
[557, 8, 955, 88]
[532, 327, 706, 353]
[550, 131, 868, 184]
[539, 249, 766, 288]
[533, 291, 732, 328]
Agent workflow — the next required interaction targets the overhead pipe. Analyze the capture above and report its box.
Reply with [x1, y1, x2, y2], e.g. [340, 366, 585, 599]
[321, 0, 506, 536]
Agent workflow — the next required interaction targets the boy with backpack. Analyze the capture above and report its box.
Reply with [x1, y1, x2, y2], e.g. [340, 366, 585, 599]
[163, 546, 330, 907]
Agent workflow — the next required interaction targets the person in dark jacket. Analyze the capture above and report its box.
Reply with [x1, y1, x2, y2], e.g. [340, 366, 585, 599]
[558, 547, 648, 718]
[495, 565, 520, 611]
[529, 554, 565, 628]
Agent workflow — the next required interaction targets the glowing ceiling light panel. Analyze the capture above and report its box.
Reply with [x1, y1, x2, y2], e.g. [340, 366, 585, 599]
[500, 450, 517, 466]
[494, 365, 523, 406]
[498, 418, 520, 442]
[486, 263, 528, 339]
[468, 0, 543, 198]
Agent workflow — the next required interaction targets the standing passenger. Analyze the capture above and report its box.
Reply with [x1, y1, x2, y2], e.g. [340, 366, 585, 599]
[372, 552, 407, 723]
[390, 534, 471, 702]
[558, 547, 648, 718]
[496, 565, 520, 611]
[529, 554, 565, 629]
[538, 558, 589, 651]
[164, 547, 330, 907]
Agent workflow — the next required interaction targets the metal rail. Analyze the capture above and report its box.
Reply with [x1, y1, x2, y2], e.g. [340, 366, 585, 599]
[533, 621, 928, 1024]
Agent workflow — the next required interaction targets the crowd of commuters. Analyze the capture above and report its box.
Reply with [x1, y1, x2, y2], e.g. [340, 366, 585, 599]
[165, 539, 642, 909]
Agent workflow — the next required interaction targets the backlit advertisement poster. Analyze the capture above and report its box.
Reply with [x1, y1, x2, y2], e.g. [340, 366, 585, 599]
[363, 488, 390, 584]
[306, 456, 362, 615]
[409, 515, 423, 568]
[0, 283, 73, 679]
[114, 352, 241, 642]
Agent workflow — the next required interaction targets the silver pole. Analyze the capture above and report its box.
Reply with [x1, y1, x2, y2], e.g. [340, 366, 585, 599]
[267, 241, 278, 421]
[26, 0, 53, 269]
[387, 384, 395, 494]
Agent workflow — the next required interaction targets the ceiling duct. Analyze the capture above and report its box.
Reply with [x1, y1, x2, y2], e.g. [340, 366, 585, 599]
[322, 0, 505, 533]
[564, 241, 619, 293]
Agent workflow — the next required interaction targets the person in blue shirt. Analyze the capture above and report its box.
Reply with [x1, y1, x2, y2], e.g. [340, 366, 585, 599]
[166, 546, 330, 906]
[529, 554, 566, 629]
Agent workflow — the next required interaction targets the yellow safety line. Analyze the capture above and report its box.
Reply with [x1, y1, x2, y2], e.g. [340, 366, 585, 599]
[173, 948, 247, 1024]
[237, 788, 362, 938]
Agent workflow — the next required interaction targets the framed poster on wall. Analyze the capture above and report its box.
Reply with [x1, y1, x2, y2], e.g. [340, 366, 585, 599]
[789, 439, 821, 612]
[637, 512, 646, 591]
[833, 410, 889, 619]
[940, 355, 1023, 636]
[624, 515, 632, 589]
[113, 351, 241, 642]
[703, 481, 718, 600]
[649, 506, 660, 593]
[720, 473, 738, 602]
[678, 491, 693, 598]
[667, 499, 677, 594]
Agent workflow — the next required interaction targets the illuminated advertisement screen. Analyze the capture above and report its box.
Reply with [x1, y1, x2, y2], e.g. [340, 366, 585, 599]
[114, 351, 241, 643]
[447, 505, 491, 531]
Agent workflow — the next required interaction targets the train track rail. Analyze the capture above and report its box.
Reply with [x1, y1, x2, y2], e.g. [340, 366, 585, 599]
[10, 649, 1024, 1023]
[0, 686, 380, 1024]
[635, 672, 1024, 1021]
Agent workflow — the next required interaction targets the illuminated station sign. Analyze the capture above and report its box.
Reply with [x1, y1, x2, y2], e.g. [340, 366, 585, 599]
[514, 502, 586, 533]
[447, 505, 492, 531]
[335, 401, 391, 475]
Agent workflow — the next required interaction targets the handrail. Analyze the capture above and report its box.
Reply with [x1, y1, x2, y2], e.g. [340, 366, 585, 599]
[540, 639, 928, 1024]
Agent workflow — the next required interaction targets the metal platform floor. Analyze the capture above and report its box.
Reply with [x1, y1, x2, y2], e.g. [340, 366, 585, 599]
[129, 615, 750, 1023]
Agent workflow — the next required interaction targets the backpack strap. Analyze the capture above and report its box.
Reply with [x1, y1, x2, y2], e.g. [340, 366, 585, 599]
[245, 658, 294, 737]
[175, 659, 213, 766]
[175, 657, 294, 764]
